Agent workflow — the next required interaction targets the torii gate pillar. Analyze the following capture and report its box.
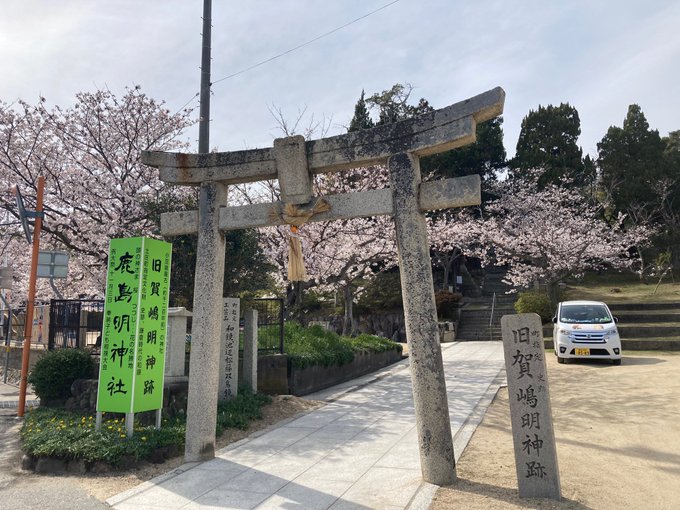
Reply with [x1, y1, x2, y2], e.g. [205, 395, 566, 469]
[185, 181, 227, 461]
[390, 152, 455, 483]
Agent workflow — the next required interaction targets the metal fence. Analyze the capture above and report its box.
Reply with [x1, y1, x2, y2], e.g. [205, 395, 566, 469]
[244, 298, 284, 354]
[1, 304, 50, 349]
[48, 299, 104, 350]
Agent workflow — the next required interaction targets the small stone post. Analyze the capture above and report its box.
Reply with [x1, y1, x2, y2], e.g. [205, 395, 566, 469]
[242, 309, 258, 392]
[389, 152, 456, 485]
[184, 182, 227, 462]
[219, 298, 240, 400]
[165, 307, 191, 382]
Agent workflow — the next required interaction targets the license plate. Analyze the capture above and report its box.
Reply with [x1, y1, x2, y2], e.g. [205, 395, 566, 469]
[575, 348, 590, 356]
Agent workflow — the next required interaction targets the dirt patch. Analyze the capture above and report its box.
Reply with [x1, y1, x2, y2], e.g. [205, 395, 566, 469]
[15, 395, 320, 502]
[431, 353, 680, 510]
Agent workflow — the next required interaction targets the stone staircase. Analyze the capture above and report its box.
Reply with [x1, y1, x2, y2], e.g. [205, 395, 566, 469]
[455, 267, 517, 341]
[543, 301, 680, 350]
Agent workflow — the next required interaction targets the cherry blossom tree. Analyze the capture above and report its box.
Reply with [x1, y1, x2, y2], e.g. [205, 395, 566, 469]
[477, 171, 653, 303]
[235, 165, 397, 335]
[0, 87, 195, 302]
[428, 208, 482, 291]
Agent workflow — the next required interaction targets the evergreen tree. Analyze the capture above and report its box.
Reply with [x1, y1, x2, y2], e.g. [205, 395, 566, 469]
[422, 117, 507, 184]
[365, 83, 432, 125]
[597, 104, 666, 215]
[167, 229, 276, 308]
[511, 103, 588, 188]
[348, 90, 374, 132]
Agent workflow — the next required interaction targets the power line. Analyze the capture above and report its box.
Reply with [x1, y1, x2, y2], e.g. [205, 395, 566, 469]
[172, 1, 401, 121]
[211, 0, 401, 85]
[173, 92, 200, 116]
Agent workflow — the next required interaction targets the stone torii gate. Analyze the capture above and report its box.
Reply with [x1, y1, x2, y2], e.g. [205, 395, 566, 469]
[142, 86, 504, 485]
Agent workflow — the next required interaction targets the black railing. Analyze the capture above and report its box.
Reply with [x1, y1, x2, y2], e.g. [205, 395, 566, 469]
[244, 298, 284, 354]
[48, 299, 104, 350]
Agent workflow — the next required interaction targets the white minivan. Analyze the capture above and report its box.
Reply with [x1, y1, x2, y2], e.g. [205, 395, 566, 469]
[553, 300, 622, 365]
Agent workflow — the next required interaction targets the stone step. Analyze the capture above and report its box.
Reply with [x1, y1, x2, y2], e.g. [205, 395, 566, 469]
[608, 302, 680, 311]
[610, 313, 680, 323]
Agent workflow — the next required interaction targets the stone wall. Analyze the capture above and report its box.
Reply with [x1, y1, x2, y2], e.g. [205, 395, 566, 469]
[288, 348, 403, 396]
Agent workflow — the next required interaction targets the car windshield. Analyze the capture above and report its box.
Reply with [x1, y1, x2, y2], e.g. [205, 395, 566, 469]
[559, 304, 612, 324]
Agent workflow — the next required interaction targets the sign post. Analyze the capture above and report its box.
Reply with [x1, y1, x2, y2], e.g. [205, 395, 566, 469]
[95, 237, 171, 436]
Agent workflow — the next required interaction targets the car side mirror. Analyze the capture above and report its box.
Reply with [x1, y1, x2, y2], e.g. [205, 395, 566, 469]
[552, 316, 557, 324]
[614, 317, 619, 323]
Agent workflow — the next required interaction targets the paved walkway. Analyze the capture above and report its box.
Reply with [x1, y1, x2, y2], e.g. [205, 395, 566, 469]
[0, 380, 39, 409]
[108, 342, 506, 510]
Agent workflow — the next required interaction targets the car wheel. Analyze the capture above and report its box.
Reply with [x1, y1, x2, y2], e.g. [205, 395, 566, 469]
[557, 356, 565, 364]
[612, 359, 621, 366]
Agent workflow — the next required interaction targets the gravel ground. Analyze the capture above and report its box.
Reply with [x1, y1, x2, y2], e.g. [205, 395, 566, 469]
[430, 352, 680, 510]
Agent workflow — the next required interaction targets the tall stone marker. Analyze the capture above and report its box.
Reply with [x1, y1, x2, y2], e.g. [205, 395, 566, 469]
[242, 308, 258, 392]
[143, 87, 505, 483]
[219, 298, 240, 401]
[500, 313, 561, 500]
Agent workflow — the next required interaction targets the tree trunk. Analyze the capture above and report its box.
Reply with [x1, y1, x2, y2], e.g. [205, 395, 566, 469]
[546, 281, 560, 307]
[442, 260, 450, 291]
[342, 285, 356, 336]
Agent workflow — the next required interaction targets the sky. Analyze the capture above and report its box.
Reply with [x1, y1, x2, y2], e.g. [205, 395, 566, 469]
[1, 0, 679, 159]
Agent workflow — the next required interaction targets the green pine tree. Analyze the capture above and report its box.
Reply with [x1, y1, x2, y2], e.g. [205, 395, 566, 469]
[511, 103, 588, 187]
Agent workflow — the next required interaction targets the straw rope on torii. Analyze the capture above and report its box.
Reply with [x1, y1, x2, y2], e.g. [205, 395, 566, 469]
[142, 87, 505, 486]
[273, 198, 331, 281]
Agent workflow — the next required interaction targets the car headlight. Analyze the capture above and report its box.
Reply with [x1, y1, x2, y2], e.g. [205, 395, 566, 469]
[557, 329, 569, 336]
[604, 329, 619, 340]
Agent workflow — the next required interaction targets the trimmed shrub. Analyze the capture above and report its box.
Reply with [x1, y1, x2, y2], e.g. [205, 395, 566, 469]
[284, 322, 401, 369]
[285, 323, 355, 369]
[514, 291, 554, 323]
[434, 290, 462, 319]
[28, 349, 95, 403]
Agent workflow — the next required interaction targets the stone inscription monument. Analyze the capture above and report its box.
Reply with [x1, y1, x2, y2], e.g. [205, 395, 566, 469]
[219, 297, 240, 400]
[142, 87, 505, 485]
[500, 313, 561, 500]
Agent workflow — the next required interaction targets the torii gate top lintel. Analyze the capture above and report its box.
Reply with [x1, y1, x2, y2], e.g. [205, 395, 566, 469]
[141, 87, 505, 187]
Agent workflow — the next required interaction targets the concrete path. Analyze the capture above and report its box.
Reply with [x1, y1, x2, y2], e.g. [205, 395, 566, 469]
[108, 341, 506, 510]
[0, 381, 39, 409]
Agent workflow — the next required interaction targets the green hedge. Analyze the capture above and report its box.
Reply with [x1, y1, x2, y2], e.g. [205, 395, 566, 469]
[285, 322, 402, 369]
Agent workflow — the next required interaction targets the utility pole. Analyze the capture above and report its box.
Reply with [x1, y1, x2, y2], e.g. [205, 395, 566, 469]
[198, 0, 212, 153]
[17, 176, 45, 417]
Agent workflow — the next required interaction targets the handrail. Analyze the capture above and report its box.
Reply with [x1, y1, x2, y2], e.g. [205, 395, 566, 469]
[489, 292, 497, 341]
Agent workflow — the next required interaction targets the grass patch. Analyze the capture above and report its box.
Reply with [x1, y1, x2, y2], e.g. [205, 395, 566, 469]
[285, 322, 402, 369]
[216, 391, 271, 435]
[563, 272, 680, 303]
[21, 390, 270, 466]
